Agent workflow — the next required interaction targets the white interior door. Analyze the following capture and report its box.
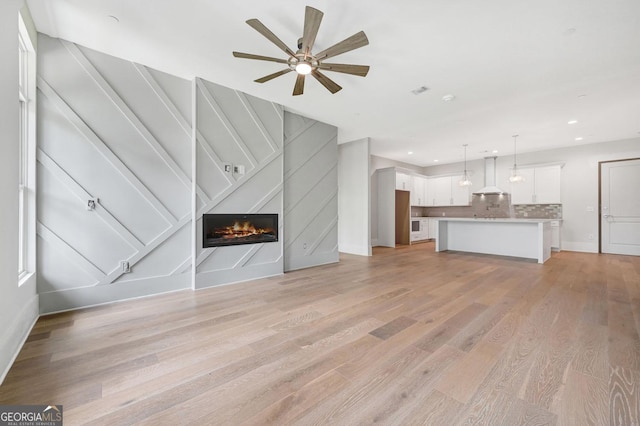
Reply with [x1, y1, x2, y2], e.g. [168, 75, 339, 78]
[601, 159, 640, 255]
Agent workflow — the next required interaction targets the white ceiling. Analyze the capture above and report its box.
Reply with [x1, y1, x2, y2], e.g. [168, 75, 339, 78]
[26, 0, 640, 166]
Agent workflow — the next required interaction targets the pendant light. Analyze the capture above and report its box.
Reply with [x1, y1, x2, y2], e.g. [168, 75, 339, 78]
[459, 144, 472, 186]
[509, 134, 524, 183]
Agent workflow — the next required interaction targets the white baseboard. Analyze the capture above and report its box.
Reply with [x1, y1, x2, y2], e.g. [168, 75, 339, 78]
[39, 274, 191, 314]
[285, 252, 339, 272]
[0, 294, 39, 385]
[195, 262, 283, 289]
[561, 241, 599, 253]
[338, 243, 372, 256]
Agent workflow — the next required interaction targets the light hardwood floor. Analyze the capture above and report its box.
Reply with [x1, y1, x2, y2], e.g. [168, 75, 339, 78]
[1, 243, 639, 425]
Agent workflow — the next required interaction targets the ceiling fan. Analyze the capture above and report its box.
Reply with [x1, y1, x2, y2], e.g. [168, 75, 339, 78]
[232, 6, 370, 96]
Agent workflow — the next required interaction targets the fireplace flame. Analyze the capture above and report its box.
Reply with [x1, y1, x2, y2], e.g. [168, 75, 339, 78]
[216, 221, 273, 239]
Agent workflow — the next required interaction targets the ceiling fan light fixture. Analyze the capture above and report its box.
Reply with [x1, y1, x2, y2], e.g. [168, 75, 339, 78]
[234, 6, 369, 95]
[295, 62, 313, 75]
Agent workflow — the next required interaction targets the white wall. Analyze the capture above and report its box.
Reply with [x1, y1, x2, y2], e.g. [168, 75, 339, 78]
[423, 138, 640, 253]
[370, 155, 424, 174]
[284, 112, 339, 271]
[338, 138, 371, 256]
[0, 0, 39, 383]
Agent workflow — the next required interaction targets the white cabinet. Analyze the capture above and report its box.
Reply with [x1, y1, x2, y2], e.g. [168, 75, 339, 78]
[434, 176, 452, 206]
[410, 217, 436, 242]
[450, 175, 471, 206]
[534, 166, 562, 204]
[411, 176, 427, 206]
[510, 165, 561, 205]
[427, 176, 470, 207]
[428, 218, 437, 239]
[550, 220, 561, 251]
[396, 172, 411, 191]
[420, 218, 429, 239]
[425, 178, 437, 206]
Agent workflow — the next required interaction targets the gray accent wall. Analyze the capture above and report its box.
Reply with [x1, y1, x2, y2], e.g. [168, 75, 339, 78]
[283, 112, 339, 271]
[34, 35, 338, 313]
[36, 35, 193, 312]
[194, 78, 284, 288]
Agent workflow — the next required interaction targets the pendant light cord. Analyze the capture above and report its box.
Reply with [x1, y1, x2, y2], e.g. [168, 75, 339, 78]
[512, 135, 518, 172]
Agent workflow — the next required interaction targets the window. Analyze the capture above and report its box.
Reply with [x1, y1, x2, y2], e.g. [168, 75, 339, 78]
[18, 13, 35, 284]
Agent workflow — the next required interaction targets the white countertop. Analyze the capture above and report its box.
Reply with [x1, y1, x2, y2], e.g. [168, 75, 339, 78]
[432, 217, 554, 223]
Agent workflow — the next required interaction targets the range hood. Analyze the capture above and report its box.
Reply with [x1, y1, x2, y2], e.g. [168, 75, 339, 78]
[473, 156, 507, 195]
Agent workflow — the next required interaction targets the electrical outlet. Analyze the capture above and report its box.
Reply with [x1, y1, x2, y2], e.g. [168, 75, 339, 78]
[224, 163, 232, 173]
[588, 234, 594, 240]
[234, 164, 245, 175]
[120, 260, 131, 273]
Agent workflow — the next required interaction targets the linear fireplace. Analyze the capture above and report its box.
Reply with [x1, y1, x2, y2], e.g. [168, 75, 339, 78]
[202, 213, 278, 248]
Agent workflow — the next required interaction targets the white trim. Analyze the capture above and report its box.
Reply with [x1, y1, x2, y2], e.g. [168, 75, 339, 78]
[17, 11, 36, 284]
[0, 295, 39, 385]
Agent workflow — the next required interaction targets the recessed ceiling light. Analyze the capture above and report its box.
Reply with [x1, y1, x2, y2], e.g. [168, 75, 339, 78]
[442, 94, 456, 102]
[408, 151, 414, 155]
[433, 159, 439, 162]
[568, 120, 578, 124]
[575, 137, 584, 141]
[578, 94, 587, 98]
[411, 86, 429, 95]
[492, 150, 499, 153]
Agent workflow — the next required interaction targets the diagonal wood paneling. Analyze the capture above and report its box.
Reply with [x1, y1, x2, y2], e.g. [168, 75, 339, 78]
[194, 78, 284, 289]
[37, 149, 145, 252]
[36, 34, 341, 310]
[37, 35, 193, 312]
[283, 112, 339, 272]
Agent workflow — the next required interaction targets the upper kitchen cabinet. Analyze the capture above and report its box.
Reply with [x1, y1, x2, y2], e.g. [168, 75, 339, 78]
[411, 175, 427, 206]
[396, 171, 412, 191]
[450, 174, 471, 206]
[428, 175, 470, 206]
[510, 164, 562, 204]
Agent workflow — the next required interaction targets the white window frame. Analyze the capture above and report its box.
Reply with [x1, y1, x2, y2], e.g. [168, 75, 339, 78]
[18, 13, 36, 285]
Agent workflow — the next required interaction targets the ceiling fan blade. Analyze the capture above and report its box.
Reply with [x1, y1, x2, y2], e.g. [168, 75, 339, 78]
[301, 6, 323, 55]
[293, 74, 305, 96]
[317, 63, 370, 77]
[246, 18, 296, 58]
[314, 31, 369, 60]
[255, 68, 293, 83]
[311, 70, 342, 94]
[233, 52, 289, 64]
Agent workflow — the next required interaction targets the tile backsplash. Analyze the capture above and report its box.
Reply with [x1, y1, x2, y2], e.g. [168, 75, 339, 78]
[512, 203, 562, 219]
[412, 194, 562, 219]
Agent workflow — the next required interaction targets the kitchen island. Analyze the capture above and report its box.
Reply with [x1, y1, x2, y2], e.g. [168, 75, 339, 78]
[435, 218, 553, 263]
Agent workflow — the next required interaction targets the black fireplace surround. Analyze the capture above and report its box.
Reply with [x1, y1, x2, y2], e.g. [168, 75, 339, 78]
[202, 213, 278, 248]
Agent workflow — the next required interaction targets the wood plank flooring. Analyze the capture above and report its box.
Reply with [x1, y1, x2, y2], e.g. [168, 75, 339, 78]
[1, 243, 640, 425]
